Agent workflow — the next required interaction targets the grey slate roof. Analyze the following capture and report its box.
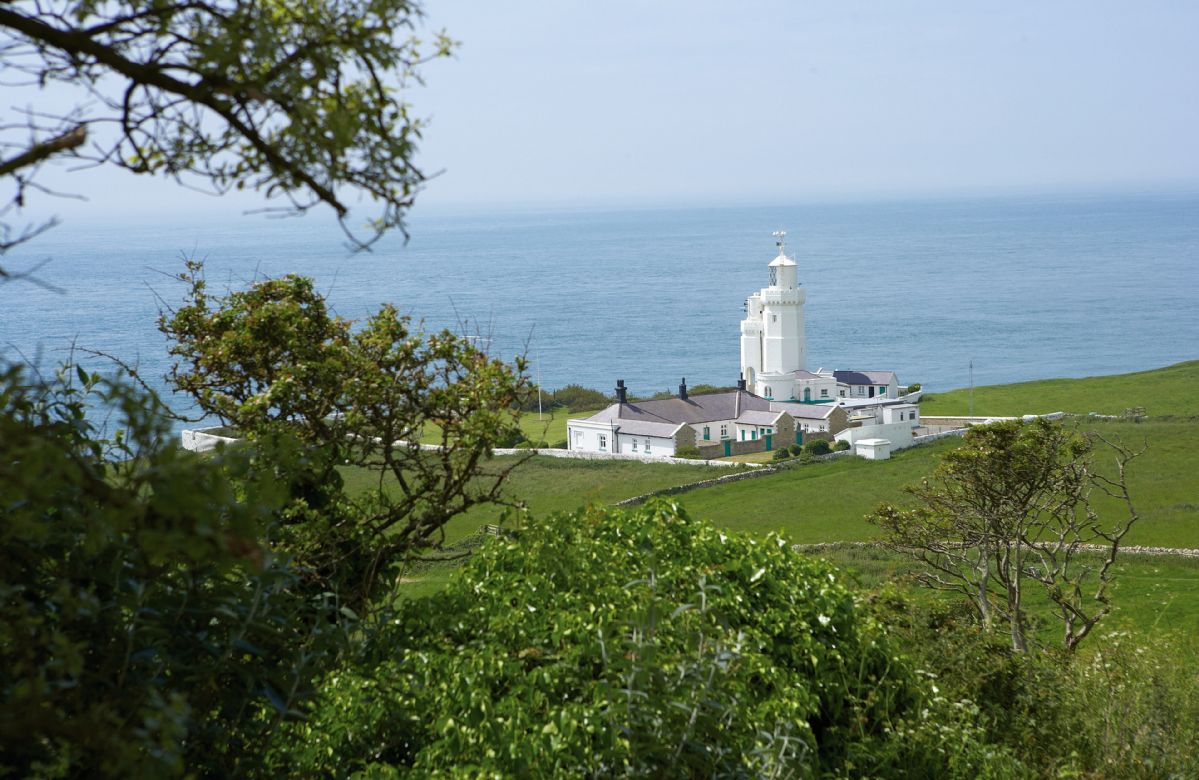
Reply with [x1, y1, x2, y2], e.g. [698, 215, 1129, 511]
[582, 390, 779, 427]
[737, 410, 783, 425]
[834, 370, 898, 386]
[769, 401, 838, 419]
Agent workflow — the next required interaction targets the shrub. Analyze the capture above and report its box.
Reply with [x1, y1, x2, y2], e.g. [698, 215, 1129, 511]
[0, 364, 348, 777]
[673, 445, 703, 459]
[287, 503, 1024, 778]
[550, 439, 568, 449]
[906, 383, 922, 393]
[804, 439, 832, 456]
[773, 447, 791, 460]
[789, 443, 803, 456]
[833, 439, 851, 451]
[549, 383, 610, 411]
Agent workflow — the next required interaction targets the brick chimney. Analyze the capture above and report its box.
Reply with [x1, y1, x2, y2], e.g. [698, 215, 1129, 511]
[679, 377, 688, 401]
[615, 379, 627, 404]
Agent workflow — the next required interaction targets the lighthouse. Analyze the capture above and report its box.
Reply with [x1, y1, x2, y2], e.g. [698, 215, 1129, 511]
[739, 231, 807, 399]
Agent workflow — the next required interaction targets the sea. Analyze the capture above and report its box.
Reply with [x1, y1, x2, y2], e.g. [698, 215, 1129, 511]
[2, 188, 1197, 431]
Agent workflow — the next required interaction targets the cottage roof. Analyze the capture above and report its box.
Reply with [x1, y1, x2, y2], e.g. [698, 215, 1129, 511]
[607, 420, 685, 437]
[582, 390, 775, 427]
[737, 409, 783, 426]
[834, 369, 898, 386]
[769, 401, 838, 419]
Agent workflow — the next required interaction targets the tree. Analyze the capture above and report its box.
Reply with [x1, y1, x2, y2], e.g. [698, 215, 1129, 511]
[281, 501, 1024, 778]
[0, 0, 449, 273]
[159, 261, 532, 613]
[0, 362, 349, 777]
[869, 418, 1143, 652]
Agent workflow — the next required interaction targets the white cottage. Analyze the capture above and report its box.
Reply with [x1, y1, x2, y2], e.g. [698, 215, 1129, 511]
[568, 379, 796, 457]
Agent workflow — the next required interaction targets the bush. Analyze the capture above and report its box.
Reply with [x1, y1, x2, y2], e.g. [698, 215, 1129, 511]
[773, 447, 791, 460]
[833, 439, 851, 451]
[906, 383, 922, 393]
[287, 502, 1024, 778]
[804, 439, 832, 456]
[789, 443, 803, 456]
[0, 364, 348, 777]
[549, 383, 610, 411]
[872, 593, 1199, 778]
[550, 439, 568, 449]
[673, 445, 703, 459]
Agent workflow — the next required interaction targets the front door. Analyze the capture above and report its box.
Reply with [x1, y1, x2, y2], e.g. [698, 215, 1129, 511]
[765, 434, 772, 451]
[723, 440, 731, 456]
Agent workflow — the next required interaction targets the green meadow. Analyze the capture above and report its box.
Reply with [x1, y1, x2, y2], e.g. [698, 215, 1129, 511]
[383, 360, 1199, 641]
[920, 359, 1199, 417]
[682, 419, 1199, 549]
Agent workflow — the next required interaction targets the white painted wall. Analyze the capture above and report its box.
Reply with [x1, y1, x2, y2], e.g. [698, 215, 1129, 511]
[882, 404, 920, 425]
[836, 421, 916, 450]
[623, 434, 677, 456]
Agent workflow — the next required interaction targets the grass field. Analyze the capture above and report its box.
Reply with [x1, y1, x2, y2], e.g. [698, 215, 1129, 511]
[340, 454, 719, 545]
[811, 545, 1199, 643]
[384, 361, 1199, 641]
[679, 419, 1199, 548]
[418, 406, 602, 446]
[919, 359, 1199, 417]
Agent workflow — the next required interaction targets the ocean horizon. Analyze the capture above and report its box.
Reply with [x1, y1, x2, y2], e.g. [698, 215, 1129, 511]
[3, 187, 1197, 426]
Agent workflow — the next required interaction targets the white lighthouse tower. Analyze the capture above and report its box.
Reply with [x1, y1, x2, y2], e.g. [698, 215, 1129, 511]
[739, 230, 807, 399]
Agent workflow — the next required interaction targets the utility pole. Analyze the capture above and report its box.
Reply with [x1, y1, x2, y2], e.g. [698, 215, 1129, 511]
[537, 349, 543, 421]
[969, 359, 974, 419]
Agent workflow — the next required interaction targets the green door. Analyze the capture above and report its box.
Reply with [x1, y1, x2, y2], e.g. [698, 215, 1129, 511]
[723, 440, 731, 456]
[765, 434, 772, 451]
[796, 430, 803, 445]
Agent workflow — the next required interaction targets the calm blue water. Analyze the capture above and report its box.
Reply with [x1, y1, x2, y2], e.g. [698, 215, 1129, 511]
[3, 189, 1197, 428]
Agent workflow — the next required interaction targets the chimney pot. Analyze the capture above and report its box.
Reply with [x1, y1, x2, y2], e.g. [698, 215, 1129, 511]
[679, 377, 688, 401]
[615, 379, 627, 404]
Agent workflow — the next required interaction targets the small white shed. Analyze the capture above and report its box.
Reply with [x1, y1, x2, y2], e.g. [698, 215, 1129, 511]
[855, 438, 893, 460]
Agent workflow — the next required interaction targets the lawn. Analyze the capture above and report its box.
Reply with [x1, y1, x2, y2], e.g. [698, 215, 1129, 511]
[919, 359, 1199, 417]
[418, 406, 603, 446]
[679, 419, 1199, 549]
[811, 544, 1199, 643]
[340, 454, 719, 545]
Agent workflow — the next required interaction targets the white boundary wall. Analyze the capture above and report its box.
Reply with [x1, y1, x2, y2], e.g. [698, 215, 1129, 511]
[180, 426, 240, 452]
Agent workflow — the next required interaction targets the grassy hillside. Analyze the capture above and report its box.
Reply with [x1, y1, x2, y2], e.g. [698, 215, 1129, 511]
[680, 419, 1199, 549]
[919, 359, 1199, 417]
[341, 454, 719, 545]
[420, 407, 602, 446]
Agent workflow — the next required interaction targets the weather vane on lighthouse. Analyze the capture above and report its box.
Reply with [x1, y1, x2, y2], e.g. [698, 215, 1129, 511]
[772, 229, 787, 255]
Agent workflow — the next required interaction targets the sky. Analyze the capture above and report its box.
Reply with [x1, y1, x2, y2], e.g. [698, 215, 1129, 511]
[13, 0, 1199, 222]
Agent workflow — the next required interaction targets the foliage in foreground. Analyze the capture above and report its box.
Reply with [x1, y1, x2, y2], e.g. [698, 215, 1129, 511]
[875, 594, 1199, 779]
[160, 263, 530, 613]
[286, 502, 1023, 778]
[0, 364, 350, 777]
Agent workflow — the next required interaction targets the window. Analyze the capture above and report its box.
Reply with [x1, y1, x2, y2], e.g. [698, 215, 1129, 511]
[820, 389, 828, 397]
[644, 439, 651, 453]
[839, 390, 846, 397]
[703, 426, 710, 441]
[720, 424, 728, 438]
[631, 439, 637, 451]
[598, 434, 607, 451]
[771, 314, 777, 323]
[878, 386, 887, 396]
[769, 267, 777, 286]
[764, 385, 772, 398]
[573, 431, 583, 446]
[751, 430, 758, 440]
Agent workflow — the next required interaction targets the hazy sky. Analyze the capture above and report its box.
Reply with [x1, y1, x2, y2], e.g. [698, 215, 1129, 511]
[16, 0, 1199, 221]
